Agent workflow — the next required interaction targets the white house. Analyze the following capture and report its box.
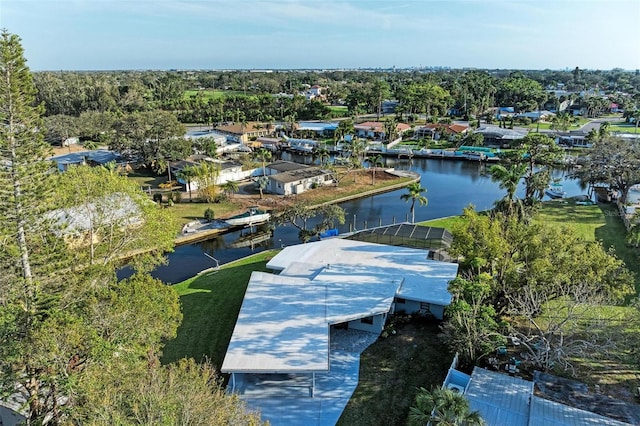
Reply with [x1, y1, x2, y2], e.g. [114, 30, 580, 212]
[173, 158, 251, 192]
[354, 121, 411, 140]
[266, 167, 333, 195]
[222, 238, 459, 390]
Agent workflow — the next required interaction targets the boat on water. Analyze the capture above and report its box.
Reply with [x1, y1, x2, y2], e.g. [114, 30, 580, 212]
[225, 207, 271, 226]
[545, 182, 566, 199]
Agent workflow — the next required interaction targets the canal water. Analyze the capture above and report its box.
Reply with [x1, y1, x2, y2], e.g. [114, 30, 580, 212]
[120, 157, 585, 284]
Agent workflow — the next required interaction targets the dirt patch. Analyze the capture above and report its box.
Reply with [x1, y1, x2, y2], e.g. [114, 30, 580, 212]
[50, 144, 90, 156]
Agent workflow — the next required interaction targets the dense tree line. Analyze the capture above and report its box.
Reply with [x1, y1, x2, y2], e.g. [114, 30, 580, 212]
[34, 67, 640, 142]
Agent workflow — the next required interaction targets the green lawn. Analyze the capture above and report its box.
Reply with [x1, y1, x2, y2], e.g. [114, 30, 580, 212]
[169, 200, 241, 228]
[183, 89, 246, 100]
[161, 198, 639, 423]
[606, 121, 639, 134]
[162, 251, 276, 367]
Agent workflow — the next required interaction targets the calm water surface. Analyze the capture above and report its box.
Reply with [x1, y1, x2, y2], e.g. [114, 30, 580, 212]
[121, 158, 585, 283]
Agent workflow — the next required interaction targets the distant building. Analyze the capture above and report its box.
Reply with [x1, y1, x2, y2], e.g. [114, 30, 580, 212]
[213, 122, 273, 144]
[354, 121, 411, 140]
[49, 150, 122, 172]
[414, 123, 469, 140]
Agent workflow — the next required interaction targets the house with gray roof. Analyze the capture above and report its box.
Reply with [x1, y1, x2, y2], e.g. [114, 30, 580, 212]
[266, 166, 333, 195]
[443, 357, 632, 425]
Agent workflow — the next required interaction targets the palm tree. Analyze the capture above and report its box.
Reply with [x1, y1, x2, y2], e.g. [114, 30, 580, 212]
[252, 148, 272, 177]
[598, 121, 610, 141]
[177, 165, 197, 201]
[384, 118, 398, 145]
[408, 387, 484, 426]
[489, 164, 526, 216]
[254, 175, 269, 199]
[317, 147, 330, 167]
[367, 154, 384, 185]
[401, 182, 428, 223]
[220, 180, 239, 200]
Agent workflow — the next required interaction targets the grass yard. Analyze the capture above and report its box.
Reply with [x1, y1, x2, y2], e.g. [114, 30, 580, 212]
[606, 121, 639, 134]
[162, 251, 276, 368]
[337, 319, 452, 426]
[534, 199, 604, 241]
[169, 201, 241, 227]
[183, 89, 246, 100]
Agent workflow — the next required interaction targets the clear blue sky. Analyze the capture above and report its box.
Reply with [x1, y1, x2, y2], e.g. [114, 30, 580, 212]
[2, 0, 639, 71]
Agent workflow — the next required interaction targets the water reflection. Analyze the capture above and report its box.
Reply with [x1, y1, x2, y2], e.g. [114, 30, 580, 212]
[119, 158, 585, 283]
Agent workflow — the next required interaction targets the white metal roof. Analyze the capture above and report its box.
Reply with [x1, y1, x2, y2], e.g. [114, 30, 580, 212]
[221, 272, 329, 373]
[269, 239, 456, 305]
[466, 368, 533, 426]
[465, 368, 630, 426]
[223, 240, 458, 375]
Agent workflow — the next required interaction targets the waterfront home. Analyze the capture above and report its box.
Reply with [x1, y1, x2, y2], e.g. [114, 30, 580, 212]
[266, 166, 333, 195]
[172, 157, 250, 191]
[354, 121, 411, 140]
[222, 237, 459, 423]
[414, 123, 469, 141]
[213, 121, 273, 144]
[474, 126, 527, 147]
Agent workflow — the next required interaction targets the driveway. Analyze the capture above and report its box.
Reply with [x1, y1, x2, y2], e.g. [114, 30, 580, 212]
[236, 329, 379, 426]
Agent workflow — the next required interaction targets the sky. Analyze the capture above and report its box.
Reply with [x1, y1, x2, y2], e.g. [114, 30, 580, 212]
[1, 0, 639, 71]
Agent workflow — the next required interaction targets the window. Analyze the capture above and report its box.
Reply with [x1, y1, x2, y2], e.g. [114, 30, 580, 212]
[360, 316, 373, 325]
[395, 297, 406, 304]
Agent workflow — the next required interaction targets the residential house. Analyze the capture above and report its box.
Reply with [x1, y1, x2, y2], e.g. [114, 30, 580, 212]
[297, 121, 339, 137]
[49, 150, 122, 172]
[414, 123, 469, 141]
[264, 160, 309, 176]
[516, 110, 556, 121]
[172, 157, 250, 191]
[474, 126, 527, 147]
[221, 238, 459, 422]
[443, 356, 631, 425]
[213, 121, 273, 144]
[305, 85, 324, 100]
[354, 121, 411, 140]
[266, 166, 333, 195]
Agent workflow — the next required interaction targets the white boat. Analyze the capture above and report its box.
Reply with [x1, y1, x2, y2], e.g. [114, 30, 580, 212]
[545, 183, 566, 199]
[225, 207, 271, 227]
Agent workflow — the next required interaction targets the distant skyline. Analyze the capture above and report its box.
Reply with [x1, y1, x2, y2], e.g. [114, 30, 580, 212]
[2, 0, 639, 71]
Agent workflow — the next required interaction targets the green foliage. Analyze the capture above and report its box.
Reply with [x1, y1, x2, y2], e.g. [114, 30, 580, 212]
[408, 387, 485, 426]
[204, 207, 215, 222]
[1, 34, 260, 423]
[447, 205, 635, 370]
[495, 71, 546, 113]
[572, 136, 640, 204]
[277, 200, 346, 243]
[52, 165, 176, 271]
[442, 275, 507, 364]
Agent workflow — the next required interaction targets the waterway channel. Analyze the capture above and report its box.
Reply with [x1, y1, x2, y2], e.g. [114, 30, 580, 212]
[120, 157, 585, 284]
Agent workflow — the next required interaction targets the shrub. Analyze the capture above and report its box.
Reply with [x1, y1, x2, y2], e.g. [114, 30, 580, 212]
[169, 191, 182, 203]
[204, 208, 215, 222]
